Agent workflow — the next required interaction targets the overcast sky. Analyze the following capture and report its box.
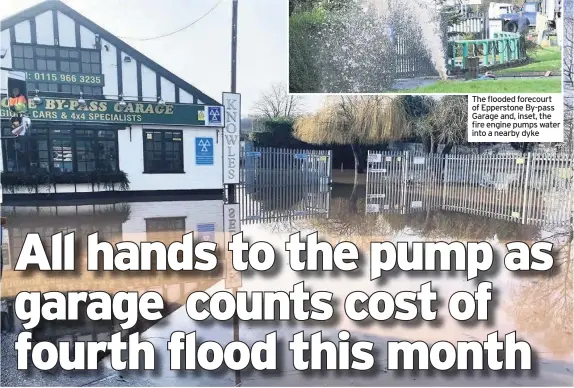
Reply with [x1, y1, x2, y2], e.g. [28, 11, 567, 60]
[0, 0, 324, 114]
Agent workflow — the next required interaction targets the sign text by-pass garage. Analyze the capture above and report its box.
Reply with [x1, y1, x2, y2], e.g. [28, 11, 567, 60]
[222, 93, 241, 184]
[0, 97, 222, 127]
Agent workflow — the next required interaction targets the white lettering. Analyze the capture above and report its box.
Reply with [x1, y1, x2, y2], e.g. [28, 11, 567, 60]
[222, 93, 241, 184]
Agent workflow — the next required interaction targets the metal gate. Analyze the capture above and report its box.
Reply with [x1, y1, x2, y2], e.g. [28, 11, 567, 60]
[239, 145, 332, 224]
[366, 151, 444, 214]
[367, 150, 573, 227]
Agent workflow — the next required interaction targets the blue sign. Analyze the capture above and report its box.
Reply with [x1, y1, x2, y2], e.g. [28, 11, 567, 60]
[207, 106, 222, 125]
[195, 137, 214, 165]
[197, 223, 215, 242]
[246, 152, 261, 157]
[294, 153, 309, 159]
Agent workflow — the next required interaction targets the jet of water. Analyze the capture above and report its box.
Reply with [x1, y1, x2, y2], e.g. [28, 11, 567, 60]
[363, 0, 448, 80]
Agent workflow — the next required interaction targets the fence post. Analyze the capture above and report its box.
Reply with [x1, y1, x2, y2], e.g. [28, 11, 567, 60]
[401, 151, 409, 214]
[365, 151, 370, 215]
[328, 150, 333, 185]
[366, 150, 371, 191]
[442, 154, 449, 209]
[521, 152, 532, 225]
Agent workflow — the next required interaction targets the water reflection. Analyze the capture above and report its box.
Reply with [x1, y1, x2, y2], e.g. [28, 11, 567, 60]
[507, 230, 573, 360]
[0, 180, 572, 386]
[366, 152, 573, 228]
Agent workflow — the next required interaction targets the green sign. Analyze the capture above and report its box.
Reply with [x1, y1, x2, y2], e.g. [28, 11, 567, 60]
[0, 97, 223, 127]
[25, 71, 105, 86]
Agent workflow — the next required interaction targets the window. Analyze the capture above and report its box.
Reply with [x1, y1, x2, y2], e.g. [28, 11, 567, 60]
[81, 50, 101, 74]
[145, 217, 186, 264]
[6, 222, 122, 271]
[145, 217, 186, 242]
[11, 43, 103, 97]
[1, 127, 118, 174]
[27, 82, 59, 93]
[143, 130, 184, 173]
[52, 136, 74, 173]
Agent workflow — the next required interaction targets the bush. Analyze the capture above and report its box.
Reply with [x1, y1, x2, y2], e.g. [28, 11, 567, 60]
[249, 118, 319, 149]
[525, 39, 537, 51]
[1, 170, 130, 193]
[289, 9, 325, 93]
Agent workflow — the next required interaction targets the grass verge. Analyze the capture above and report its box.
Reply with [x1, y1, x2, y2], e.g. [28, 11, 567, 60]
[497, 46, 561, 75]
[402, 77, 561, 93]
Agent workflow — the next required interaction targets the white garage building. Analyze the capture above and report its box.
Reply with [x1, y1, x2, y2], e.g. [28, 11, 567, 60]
[0, 0, 226, 201]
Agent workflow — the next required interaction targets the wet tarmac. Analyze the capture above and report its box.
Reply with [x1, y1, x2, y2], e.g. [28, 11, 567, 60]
[390, 75, 556, 91]
[391, 78, 439, 90]
[1, 180, 572, 386]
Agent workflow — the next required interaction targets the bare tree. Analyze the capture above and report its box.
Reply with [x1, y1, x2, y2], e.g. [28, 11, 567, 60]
[564, 0, 573, 88]
[508, 227, 573, 357]
[412, 95, 468, 154]
[252, 83, 303, 119]
[563, 94, 574, 155]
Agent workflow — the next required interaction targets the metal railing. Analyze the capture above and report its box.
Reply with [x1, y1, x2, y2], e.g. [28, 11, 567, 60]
[240, 145, 332, 187]
[238, 145, 332, 224]
[366, 151, 573, 228]
[448, 15, 487, 38]
[448, 31, 522, 70]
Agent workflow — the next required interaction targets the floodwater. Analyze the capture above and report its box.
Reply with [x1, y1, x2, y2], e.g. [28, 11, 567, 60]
[0, 181, 572, 387]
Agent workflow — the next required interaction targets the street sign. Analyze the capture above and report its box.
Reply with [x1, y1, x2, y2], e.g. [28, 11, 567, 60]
[366, 204, 380, 213]
[224, 203, 240, 238]
[367, 194, 386, 199]
[222, 93, 241, 184]
[368, 154, 382, 163]
[223, 203, 241, 289]
[195, 137, 214, 165]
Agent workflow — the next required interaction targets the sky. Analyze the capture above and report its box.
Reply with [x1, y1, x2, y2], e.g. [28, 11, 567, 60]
[0, 0, 324, 114]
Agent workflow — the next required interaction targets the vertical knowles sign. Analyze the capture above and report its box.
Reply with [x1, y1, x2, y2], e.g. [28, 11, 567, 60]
[222, 92, 241, 184]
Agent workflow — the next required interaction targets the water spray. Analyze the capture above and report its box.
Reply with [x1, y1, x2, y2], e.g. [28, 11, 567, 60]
[313, 0, 449, 92]
[364, 0, 448, 80]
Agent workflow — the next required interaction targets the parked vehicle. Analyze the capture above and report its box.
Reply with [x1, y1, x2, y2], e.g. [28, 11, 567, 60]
[535, 0, 563, 46]
[499, 1, 539, 32]
[488, 2, 515, 19]
[498, 0, 562, 42]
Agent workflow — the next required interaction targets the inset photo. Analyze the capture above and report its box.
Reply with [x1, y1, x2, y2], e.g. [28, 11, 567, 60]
[289, 0, 563, 94]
